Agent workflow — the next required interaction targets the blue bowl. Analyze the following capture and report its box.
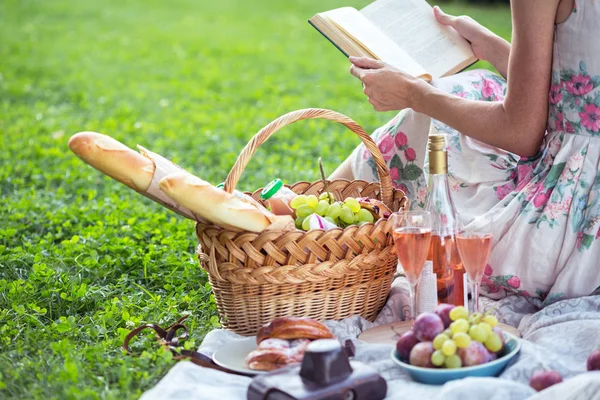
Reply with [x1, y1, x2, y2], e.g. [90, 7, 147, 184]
[390, 332, 521, 385]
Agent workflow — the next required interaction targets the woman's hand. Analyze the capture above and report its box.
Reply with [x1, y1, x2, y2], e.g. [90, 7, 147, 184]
[433, 6, 510, 79]
[349, 57, 427, 112]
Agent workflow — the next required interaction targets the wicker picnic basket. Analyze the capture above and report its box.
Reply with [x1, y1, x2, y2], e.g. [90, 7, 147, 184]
[195, 108, 408, 335]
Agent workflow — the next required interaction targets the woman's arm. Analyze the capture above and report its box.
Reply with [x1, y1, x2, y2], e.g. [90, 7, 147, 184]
[350, 0, 559, 157]
[434, 6, 510, 79]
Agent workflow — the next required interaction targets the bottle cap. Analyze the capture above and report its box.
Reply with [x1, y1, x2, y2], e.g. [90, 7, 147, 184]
[216, 183, 225, 190]
[428, 134, 446, 152]
[260, 178, 283, 200]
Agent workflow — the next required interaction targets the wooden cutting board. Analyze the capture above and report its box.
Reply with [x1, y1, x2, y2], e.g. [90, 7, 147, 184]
[358, 321, 521, 346]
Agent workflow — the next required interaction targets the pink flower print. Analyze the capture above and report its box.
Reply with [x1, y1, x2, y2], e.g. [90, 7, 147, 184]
[389, 167, 400, 181]
[488, 284, 500, 294]
[362, 148, 370, 160]
[454, 91, 468, 98]
[566, 121, 576, 133]
[482, 78, 503, 100]
[440, 213, 448, 225]
[507, 276, 521, 289]
[484, 264, 493, 276]
[521, 291, 531, 297]
[548, 84, 563, 104]
[566, 74, 594, 96]
[596, 227, 600, 240]
[495, 183, 514, 200]
[554, 112, 564, 131]
[516, 164, 534, 190]
[397, 183, 408, 194]
[416, 186, 428, 204]
[579, 103, 600, 132]
[395, 132, 408, 148]
[404, 147, 417, 162]
[378, 133, 395, 154]
[533, 190, 551, 208]
[576, 99, 581, 106]
[576, 231, 584, 248]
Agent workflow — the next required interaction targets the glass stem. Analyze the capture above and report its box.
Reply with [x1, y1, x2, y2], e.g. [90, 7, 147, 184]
[470, 279, 480, 314]
[407, 281, 418, 324]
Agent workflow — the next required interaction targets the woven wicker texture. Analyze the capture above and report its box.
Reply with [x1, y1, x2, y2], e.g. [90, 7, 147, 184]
[196, 108, 408, 335]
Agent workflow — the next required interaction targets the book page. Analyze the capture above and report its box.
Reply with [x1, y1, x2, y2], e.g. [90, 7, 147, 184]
[322, 7, 429, 79]
[361, 0, 476, 78]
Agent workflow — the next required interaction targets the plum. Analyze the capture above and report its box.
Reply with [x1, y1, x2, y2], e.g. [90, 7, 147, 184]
[435, 303, 455, 329]
[396, 330, 419, 362]
[458, 341, 489, 366]
[413, 312, 444, 342]
[587, 348, 600, 371]
[529, 370, 563, 392]
[409, 342, 435, 368]
[485, 349, 498, 363]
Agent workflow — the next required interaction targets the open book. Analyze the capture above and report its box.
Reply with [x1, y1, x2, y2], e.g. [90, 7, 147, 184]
[308, 0, 478, 81]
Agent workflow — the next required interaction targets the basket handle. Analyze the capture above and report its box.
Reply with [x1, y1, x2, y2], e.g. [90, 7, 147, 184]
[223, 108, 394, 207]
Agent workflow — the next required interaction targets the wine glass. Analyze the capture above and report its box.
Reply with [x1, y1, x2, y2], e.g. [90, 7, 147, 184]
[456, 230, 493, 314]
[391, 210, 432, 324]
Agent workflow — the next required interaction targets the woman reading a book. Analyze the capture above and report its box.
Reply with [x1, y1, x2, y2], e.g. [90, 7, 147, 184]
[331, 0, 600, 308]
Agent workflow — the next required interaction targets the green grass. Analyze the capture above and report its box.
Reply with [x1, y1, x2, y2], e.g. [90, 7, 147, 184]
[0, 0, 511, 398]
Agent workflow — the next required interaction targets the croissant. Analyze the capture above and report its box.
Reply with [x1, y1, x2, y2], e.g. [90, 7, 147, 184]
[245, 339, 311, 371]
[256, 317, 335, 344]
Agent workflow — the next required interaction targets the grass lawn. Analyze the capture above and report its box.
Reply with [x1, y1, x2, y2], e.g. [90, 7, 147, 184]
[0, 0, 511, 398]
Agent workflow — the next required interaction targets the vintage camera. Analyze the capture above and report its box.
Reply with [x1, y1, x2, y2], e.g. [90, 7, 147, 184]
[247, 339, 387, 400]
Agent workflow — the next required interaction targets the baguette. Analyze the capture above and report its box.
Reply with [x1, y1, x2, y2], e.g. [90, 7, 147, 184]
[68, 131, 155, 191]
[159, 172, 275, 232]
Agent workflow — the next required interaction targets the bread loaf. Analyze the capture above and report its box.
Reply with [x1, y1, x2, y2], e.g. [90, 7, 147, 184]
[68, 132, 155, 191]
[159, 172, 275, 232]
[256, 317, 335, 344]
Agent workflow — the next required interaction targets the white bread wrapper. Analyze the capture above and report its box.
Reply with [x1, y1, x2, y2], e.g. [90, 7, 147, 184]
[68, 132, 200, 221]
[159, 172, 295, 233]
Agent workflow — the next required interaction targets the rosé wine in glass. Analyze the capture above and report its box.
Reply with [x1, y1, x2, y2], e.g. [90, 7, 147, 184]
[391, 211, 432, 324]
[456, 232, 493, 314]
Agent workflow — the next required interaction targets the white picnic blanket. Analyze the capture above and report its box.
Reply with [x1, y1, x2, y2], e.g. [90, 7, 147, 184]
[141, 278, 600, 400]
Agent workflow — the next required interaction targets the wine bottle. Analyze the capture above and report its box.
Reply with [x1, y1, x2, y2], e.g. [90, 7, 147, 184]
[425, 133, 467, 307]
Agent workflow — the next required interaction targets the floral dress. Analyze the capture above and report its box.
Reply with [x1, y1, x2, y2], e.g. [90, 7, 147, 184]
[351, 1, 600, 308]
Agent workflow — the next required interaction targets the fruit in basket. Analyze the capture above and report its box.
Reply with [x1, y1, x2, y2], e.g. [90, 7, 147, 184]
[409, 342, 435, 368]
[413, 313, 444, 341]
[587, 348, 600, 371]
[435, 303, 455, 328]
[396, 330, 419, 361]
[529, 370, 563, 392]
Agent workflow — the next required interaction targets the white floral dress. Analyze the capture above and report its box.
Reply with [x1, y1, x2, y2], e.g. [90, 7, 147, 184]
[351, 1, 600, 308]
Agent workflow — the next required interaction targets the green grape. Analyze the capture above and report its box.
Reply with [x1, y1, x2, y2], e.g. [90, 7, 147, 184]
[324, 216, 337, 225]
[326, 202, 342, 219]
[484, 332, 503, 352]
[290, 195, 307, 209]
[295, 216, 305, 229]
[431, 350, 446, 367]
[296, 204, 315, 218]
[449, 306, 468, 321]
[433, 334, 449, 350]
[479, 322, 492, 337]
[469, 324, 488, 343]
[319, 192, 335, 204]
[344, 197, 361, 213]
[443, 329, 453, 338]
[356, 208, 374, 223]
[483, 315, 498, 328]
[469, 312, 483, 325]
[339, 206, 356, 224]
[442, 340, 457, 356]
[445, 354, 462, 369]
[302, 214, 313, 230]
[315, 200, 330, 216]
[306, 195, 318, 208]
[450, 319, 469, 335]
[453, 332, 471, 349]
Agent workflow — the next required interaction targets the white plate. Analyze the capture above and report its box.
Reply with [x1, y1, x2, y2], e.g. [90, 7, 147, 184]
[212, 337, 268, 376]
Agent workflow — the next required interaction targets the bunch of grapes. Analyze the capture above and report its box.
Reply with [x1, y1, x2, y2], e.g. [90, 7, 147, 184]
[290, 193, 374, 231]
[396, 304, 505, 369]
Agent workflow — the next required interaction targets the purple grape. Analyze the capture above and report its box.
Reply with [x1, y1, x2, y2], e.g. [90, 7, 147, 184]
[529, 370, 563, 392]
[396, 330, 419, 362]
[587, 348, 600, 371]
[485, 349, 498, 363]
[413, 312, 444, 342]
[435, 303, 455, 329]
[409, 342, 435, 368]
[458, 341, 489, 366]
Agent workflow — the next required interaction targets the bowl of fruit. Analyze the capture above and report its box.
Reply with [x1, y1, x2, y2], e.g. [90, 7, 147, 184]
[391, 305, 521, 385]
